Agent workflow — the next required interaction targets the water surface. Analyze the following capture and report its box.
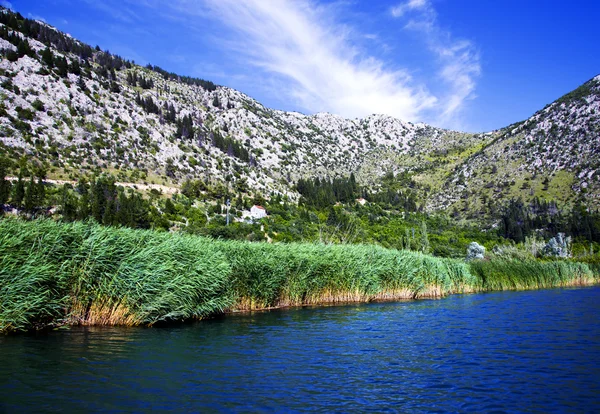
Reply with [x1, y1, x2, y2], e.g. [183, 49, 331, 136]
[1, 286, 599, 412]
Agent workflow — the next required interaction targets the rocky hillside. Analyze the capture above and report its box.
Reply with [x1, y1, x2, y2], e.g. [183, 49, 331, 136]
[0, 8, 598, 213]
[430, 75, 600, 215]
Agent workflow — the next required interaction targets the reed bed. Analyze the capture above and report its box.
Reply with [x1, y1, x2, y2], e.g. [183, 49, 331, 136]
[468, 259, 597, 291]
[0, 218, 232, 333]
[1, 218, 598, 333]
[217, 241, 475, 310]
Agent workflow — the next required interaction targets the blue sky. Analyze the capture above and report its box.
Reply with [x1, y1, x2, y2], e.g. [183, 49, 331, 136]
[7, 0, 600, 132]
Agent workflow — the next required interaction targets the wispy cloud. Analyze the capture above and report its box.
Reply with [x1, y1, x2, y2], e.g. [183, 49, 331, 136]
[187, 0, 438, 121]
[0, 0, 13, 10]
[391, 0, 480, 126]
[390, 0, 428, 18]
[107, 0, 479, 127]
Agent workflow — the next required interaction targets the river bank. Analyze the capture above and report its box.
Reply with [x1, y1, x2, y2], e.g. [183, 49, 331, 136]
[1, 218, 598, 333]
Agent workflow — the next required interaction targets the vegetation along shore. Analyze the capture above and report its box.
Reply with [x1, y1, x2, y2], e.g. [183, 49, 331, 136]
[1, 218, 597, 334]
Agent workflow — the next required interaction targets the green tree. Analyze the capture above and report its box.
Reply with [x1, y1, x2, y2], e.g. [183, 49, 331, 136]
[35, 176, 45, 209]
[55, 56, 68, 78]
[77, 75, 88, 92]
[12, 172, 25, 208]
[102, 197, 116, 225]
[60, 184, 78, 221]
[23, 176, 36, 213]
[77, 193, 91, 220]
[69, 59, 81, 75]
[420, 220, 430, 254]
[17, 39, 34, 58]
[404, 228, 412, 250]
[34, 167, 46, 209]
[0, 158, 11, 205]
[164, 198, 176, 216]
[90, 175, 116, 222]
[41, 47, 54, 67]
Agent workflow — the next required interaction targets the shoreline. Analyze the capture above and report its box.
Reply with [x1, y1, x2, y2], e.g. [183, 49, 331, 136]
[225, 278, 599, 314]
[18, 281, 600, 333]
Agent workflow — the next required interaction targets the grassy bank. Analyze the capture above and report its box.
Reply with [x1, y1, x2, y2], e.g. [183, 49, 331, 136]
[1, 218, 598, 333]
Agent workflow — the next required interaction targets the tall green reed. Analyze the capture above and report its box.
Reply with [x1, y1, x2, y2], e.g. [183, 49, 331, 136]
[0, 218, 232, 332]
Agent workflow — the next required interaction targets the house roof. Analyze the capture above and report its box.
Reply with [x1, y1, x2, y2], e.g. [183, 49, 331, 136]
[252, 205, 266, 210]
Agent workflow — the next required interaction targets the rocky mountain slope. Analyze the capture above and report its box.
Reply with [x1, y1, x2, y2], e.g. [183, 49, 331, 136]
[429, 75, 600, 215]
[0, 8, 598, 213]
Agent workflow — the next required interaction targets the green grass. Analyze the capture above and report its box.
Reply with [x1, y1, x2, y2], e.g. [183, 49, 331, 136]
[1, 218, 598, 333]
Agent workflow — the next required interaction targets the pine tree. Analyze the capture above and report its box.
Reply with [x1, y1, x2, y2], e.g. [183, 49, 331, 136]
[350, 172, 357, 195]
[31, 166, 47, 209]
[60, 184, 78, 221]
[77, 193, 90, 220]
[17, 39, 34, 58]
[69, 59, 81, 75]
[0, 158, 11, 205]
[90, 180, 105, 222]
[41, 47, 54, 67]
[126, 72, 136, 86]
[55, 56, 68, 78]
[12, 172, 25, 208]
[115, 190, 130, 226]
[23, 176, 36, 213]
[102, 197, 116, 225]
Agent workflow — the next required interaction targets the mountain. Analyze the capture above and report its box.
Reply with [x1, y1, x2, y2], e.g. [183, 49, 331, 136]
[428, 75, 600, 215]
[0, 8, 598, 215]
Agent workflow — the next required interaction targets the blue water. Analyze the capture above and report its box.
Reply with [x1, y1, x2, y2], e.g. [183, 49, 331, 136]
[1, 286, 599, 413]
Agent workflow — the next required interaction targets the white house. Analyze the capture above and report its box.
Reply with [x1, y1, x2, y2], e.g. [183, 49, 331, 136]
[250, 205, 267, 219]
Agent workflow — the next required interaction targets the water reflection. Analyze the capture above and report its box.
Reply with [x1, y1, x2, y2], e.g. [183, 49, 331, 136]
[1, 286, 599, 412]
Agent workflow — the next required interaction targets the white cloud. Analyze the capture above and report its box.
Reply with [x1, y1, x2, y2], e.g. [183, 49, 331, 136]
[391, 0, 480, 126]
[0, 0, 13, 10]
[390, 0, 428, 18]
[197, 0, 437, 121]
[124, 0, 479, 127]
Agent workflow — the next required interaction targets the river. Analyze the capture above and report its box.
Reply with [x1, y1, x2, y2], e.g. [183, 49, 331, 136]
[1, 286, 599, 412]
